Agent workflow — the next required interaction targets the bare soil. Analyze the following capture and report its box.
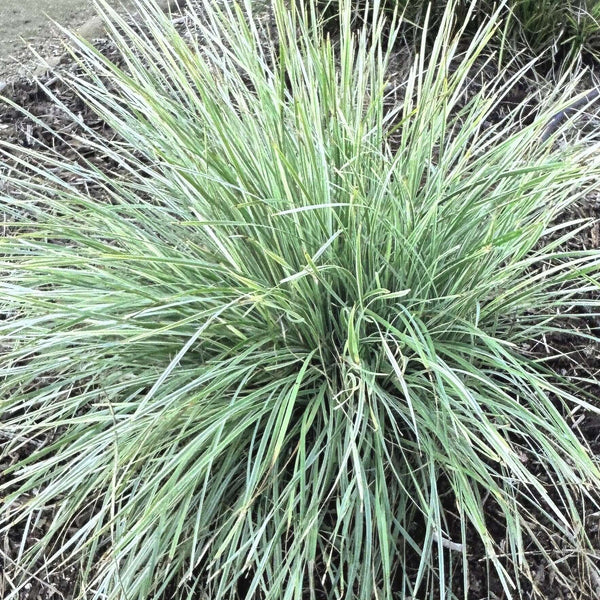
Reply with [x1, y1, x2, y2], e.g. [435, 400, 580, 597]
[0, 0, 138, 82]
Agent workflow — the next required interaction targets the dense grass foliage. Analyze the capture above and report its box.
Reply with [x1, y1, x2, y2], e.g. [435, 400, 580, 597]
[1, 0, 600, 598]
[317, 0, 600, 62]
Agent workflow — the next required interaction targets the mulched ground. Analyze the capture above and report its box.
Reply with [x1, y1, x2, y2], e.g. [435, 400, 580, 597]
[1, 4, 600, 599]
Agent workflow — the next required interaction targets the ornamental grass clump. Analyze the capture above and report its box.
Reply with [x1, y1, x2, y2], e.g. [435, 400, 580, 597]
[1, 0, 600, 598]
[321, 0, 600, 63]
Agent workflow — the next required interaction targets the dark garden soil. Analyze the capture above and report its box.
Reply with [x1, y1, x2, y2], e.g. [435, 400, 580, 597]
[1, 5, 600, 600]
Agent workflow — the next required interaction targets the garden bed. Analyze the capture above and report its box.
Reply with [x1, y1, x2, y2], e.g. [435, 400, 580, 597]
[2, 2, 600, 599]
